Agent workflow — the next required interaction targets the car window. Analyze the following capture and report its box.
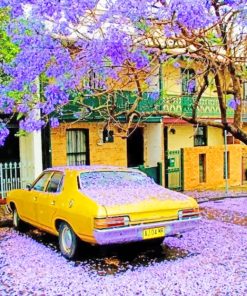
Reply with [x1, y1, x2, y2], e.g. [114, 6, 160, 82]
[32, 172, 52, 192]
[46, 172, 64, 193]
[79, 171, 154, 189]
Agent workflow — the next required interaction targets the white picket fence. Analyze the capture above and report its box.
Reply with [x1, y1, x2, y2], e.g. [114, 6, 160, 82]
[0, 162, 34, 198]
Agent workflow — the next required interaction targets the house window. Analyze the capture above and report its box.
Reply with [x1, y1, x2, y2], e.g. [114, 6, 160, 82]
[66, 129, 89, 166]
[199, 154, 206, 183]
[181, 68, 196, 95]
[83, 70, 105, 90]
[194, 126, 207, 146]
[223, 151, 230, 179]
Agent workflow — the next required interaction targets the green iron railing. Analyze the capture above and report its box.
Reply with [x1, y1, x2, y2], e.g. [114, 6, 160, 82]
[163, 95, 234, 118]
[60, 91, 234, 121]
[61, 90, 163, 122]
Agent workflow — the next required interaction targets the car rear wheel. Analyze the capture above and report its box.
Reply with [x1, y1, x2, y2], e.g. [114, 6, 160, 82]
[13, 208, 27, 232]
[59, 222, 78, 259]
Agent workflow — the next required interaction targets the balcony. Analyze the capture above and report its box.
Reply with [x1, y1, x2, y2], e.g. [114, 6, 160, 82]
[60, 91, 234, 122]
[61, 91, 163, 123]
[163, 95, 234, 118]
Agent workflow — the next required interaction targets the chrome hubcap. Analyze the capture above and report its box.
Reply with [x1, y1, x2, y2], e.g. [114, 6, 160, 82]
[61, 226, 73, 253]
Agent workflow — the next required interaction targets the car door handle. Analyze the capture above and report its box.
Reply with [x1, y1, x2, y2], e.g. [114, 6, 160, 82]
[33, 196, 38, 201]
[51, 200, 55, 206]
[68, 200, 74, 208]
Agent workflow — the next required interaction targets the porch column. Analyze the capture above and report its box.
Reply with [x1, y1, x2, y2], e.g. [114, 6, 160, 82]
[19, 130, 43, 185]
[144, 122, 164, 185]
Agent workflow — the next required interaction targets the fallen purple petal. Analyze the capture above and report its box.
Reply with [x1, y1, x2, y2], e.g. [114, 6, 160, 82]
[0, 198, 246, 296]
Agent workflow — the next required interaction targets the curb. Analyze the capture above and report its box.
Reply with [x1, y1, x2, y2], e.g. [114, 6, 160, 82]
[197, 194, 247, 204]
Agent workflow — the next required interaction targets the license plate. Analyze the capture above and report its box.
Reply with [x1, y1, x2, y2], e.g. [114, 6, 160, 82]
[143, 227, 165, 239]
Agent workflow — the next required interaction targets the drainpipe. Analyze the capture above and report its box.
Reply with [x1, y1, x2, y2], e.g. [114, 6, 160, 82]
[159, 60, 164, 104]
[224, 129, 228, 194]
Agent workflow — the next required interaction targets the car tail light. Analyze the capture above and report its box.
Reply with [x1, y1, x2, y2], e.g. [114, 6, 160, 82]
[94, 216, 130, 229]
[178, 208, 200, 220]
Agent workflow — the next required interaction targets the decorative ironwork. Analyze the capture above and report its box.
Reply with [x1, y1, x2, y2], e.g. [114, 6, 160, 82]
[163, 95, 234, 118]
[0, 162, 34, 198]
[61, 91, 234, 122]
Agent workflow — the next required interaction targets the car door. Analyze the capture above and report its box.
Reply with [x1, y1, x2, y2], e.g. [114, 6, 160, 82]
[22, 172, 53, 223]
[36, 171, 64, 230]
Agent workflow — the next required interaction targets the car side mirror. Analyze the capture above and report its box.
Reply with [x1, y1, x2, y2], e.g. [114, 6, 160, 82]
[26, 184, 32, 191]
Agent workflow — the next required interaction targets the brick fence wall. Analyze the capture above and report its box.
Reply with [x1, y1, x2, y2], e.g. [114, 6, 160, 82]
[183, 144, 247, 190]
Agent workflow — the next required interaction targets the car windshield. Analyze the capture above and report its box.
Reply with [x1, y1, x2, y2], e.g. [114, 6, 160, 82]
[79, 171, 154, 189]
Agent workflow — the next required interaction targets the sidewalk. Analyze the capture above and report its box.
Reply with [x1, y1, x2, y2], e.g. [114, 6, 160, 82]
[183, 185, 247, 203]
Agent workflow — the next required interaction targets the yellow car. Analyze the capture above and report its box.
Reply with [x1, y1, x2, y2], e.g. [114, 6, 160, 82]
[7, 166, 200, 259]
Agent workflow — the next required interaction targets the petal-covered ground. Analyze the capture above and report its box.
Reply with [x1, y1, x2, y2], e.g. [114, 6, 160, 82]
[202, 197, 247, 214]
[0, 199, 246, 296]
[201, 198, 247, 226]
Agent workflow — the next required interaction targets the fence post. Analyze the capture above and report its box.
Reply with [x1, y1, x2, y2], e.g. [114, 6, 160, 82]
[0, 163, 3, 198]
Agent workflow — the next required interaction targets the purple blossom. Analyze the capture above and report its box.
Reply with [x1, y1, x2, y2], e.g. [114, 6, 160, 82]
[228, 98, 240, 110]
[0, 0, 245, 144]
[148, 92, 159, 101]
[0, 96, 14, 114]
[50, 117, 59, 128]
[19, 111, 45, 132]
[0, 123, 10, 146]
[41, 85, 69, 115]
[173, 62, 181, 68]
[17, 104, 30, 113]
[188, 80, 196, 94]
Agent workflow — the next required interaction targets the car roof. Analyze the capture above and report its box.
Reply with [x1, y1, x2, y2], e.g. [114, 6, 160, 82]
[44, 165, 142, 174]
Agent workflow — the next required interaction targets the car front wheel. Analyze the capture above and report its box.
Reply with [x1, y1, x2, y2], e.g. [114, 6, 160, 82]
[13, 208, 27, 231]
[58, 222, 78, 259]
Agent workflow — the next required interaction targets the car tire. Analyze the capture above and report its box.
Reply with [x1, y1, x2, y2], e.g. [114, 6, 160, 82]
[58, 222, 78, 259]
[13, 208, 28, 232]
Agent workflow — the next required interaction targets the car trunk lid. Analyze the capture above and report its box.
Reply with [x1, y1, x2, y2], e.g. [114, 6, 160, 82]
[104, 197, 197, 224]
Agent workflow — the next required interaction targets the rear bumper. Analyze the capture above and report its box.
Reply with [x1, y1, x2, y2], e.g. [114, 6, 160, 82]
[93, 218, 200, 245]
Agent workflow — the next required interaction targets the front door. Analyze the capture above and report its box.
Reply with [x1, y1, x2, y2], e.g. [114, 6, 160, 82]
[36, 172, 64, 230]
[23, 172, 53, 223]
[127, 128, 144, 167]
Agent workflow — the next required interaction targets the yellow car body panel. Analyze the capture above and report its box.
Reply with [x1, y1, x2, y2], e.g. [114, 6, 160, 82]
[7, 166, 200, 246]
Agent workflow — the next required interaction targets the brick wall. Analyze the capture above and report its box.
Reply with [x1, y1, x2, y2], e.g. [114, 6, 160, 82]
[183, 145, 247, 190]
[50, 122, 127, 166]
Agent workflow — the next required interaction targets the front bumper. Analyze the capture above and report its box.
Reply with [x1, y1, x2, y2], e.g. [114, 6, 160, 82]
[93, 217, 201, 245]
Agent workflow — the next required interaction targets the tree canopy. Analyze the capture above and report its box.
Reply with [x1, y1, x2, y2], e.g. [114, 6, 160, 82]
[0, 0, 246, 145]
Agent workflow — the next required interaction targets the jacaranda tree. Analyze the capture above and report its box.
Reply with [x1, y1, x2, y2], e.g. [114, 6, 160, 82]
[0, 0, 246, 145]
